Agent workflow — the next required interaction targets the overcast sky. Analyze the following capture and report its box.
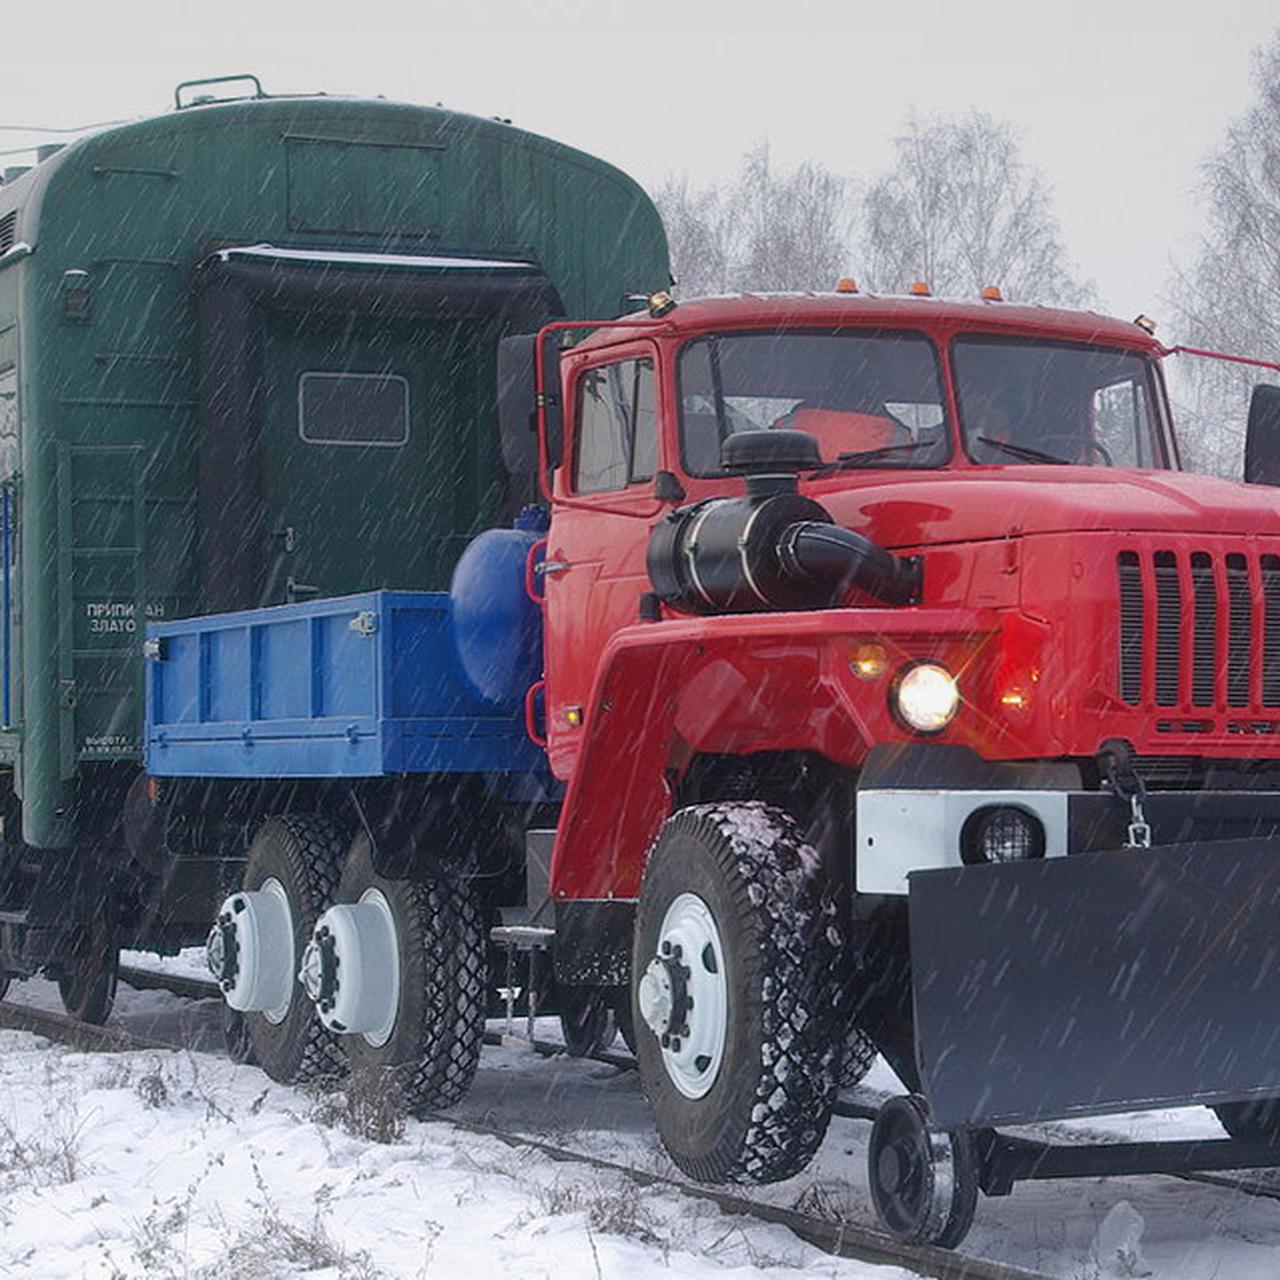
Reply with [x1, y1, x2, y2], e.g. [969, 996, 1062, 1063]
[3, 0, 1276, 327]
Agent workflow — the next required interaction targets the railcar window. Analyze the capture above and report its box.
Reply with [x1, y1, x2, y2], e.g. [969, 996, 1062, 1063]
[677, 331, 948, 475]
[574, 358, 656, 493]
[0, 369, 15, 478]
[298, 371, 409, 447]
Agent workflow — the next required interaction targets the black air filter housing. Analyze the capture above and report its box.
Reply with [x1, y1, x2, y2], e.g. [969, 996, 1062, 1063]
[647, 429, 919, 614]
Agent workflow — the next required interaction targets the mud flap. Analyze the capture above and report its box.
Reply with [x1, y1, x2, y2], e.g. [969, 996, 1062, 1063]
[910, 838, 1280, 1129]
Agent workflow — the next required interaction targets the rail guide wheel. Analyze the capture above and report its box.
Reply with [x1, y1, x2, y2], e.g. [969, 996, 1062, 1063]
[868, 1094, 979, 1249]
[559, 990, 618, 1058]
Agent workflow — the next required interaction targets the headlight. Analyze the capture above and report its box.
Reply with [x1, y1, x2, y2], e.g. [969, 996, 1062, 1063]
[892, 662, 959, 733]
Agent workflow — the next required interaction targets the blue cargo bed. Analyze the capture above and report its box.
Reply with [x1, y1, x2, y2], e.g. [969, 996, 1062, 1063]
[144, 591, 543, 778]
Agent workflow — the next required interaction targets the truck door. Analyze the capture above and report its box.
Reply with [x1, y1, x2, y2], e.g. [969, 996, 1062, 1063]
[542, 346, 662, 780]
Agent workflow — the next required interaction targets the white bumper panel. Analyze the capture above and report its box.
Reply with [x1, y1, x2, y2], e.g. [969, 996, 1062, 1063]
[855, 789, 1070, 895]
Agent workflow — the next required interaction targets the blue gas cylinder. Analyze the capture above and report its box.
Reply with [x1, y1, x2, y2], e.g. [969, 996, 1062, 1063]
[450, 506, 548, 710]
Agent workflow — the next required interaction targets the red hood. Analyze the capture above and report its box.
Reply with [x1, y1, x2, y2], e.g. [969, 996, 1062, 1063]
[812, 467, 1280, 549]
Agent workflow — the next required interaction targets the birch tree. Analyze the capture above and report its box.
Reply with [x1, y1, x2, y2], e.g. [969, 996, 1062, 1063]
[1170, 29, 1280, 476]
[858, 110, 1092, 305]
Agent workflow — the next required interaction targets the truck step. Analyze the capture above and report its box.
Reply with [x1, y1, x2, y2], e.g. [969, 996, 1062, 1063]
[489, 925, 555, 951]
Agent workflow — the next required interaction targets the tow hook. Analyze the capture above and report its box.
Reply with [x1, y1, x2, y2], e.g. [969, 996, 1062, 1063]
[1098, 738, 1152, 849]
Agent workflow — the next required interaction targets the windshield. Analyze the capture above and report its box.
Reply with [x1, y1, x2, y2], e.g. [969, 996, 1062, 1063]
[954, 337, 1169, 469]
[677, 331, 950, 475]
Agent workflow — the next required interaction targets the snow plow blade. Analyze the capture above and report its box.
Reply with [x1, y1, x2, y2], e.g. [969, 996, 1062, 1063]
[909, 837, 1280, 1129]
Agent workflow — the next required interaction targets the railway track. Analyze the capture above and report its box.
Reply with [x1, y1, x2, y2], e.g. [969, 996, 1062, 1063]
[0, 970, 1049, 1280]
[4, 964, 1280, 1277]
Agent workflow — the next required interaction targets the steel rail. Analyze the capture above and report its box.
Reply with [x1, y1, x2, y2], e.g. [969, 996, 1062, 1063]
[0, 986, 1050, 1280]
[42, 968, 1280, 1216]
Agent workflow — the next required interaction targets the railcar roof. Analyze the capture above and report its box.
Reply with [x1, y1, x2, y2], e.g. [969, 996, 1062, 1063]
[581, 293, 1161, 353]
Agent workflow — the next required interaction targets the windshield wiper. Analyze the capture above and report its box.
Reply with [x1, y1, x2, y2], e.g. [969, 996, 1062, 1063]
[974, 435, 1071, 466]
[810, 440, 937, 475]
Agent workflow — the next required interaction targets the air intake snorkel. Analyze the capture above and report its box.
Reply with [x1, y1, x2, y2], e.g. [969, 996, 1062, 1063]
[646, 430, 920, 614]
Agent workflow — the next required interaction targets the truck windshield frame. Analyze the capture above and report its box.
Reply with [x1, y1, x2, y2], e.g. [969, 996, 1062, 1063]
[952, 335, 1173, 470]
[676, 328, 951, 477]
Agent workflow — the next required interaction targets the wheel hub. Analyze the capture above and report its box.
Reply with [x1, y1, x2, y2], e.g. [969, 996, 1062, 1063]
[205, 914, 239, 989]
[298, 927, 338, 1010]
[305, 890, 401, 1047]
[208, 881, 296, 1024]
[638, 956, 688, 1038]
[643, 893, 728, 1100]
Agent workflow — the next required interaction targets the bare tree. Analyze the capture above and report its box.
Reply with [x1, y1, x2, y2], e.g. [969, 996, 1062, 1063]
[857, 110, 1093, 306]
[653, 143, 853, 296]
[1170, 29, 1280, 476]
[650, 172, 737, 297]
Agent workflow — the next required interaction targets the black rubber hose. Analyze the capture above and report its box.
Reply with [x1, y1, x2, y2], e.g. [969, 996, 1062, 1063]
[777, 522, 919, 606]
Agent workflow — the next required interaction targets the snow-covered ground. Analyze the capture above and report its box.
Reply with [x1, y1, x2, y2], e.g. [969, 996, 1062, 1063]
[2, 958, 1279, 1279]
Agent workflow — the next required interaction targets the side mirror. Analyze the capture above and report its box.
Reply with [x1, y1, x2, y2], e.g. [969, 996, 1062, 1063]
[496, 334, 538, 481]
[539, 332, 564, 471]
[495, 332, 565, 490]
[1245, 384, 1280, 485]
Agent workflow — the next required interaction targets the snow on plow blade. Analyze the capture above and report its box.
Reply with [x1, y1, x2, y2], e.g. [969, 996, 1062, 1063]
[910, 837, 1280, 1129]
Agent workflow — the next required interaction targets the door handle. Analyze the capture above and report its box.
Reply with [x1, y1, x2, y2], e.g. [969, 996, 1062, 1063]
[535, 561, 572, 576]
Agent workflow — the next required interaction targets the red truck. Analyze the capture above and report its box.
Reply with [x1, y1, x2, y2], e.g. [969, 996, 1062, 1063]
[162, 283, 1280, 1249]
[518, 288, 1280, 1242]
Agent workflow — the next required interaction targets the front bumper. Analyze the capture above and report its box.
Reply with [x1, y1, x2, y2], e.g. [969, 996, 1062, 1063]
[910, 835, 1280, 1128]
[856, 785, 1280, 893]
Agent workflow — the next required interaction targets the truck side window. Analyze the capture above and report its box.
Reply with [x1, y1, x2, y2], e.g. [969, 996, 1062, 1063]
[0, 369, 16, 479]
[574, 359, 655, 493]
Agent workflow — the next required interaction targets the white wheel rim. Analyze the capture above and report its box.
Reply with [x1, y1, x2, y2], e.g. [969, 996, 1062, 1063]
[358, 888, 401, 1048]
[258, 879, 296, 1024]
[641, 892, 728, 1100]
[305, 888, 401, 1047]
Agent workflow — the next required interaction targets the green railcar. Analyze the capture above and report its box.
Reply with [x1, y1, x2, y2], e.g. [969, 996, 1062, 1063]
[0, 78, 668, 986]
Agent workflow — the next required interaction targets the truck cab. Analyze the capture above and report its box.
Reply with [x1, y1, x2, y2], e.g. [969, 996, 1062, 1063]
[527, 290, 1280, 1227]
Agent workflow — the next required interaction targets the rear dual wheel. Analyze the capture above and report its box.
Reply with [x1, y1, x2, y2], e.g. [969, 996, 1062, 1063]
[238, 814, 346, 1084]
[316, 833, 487, 1112]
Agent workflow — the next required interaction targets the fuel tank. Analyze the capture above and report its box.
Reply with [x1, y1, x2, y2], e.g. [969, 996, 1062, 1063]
[449, 507, 547, 710]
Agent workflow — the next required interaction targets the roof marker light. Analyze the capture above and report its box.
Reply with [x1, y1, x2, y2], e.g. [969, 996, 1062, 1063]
[980, 285, 1003, 301]
[648, 291, 677, 318]
[908, 281, 931, 296]
[1133, 314, 1157, 334]
[834, 277, 859, 294]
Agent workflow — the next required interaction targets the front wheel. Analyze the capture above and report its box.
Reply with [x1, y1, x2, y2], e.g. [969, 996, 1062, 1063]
[633, 802, 843, 1185]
